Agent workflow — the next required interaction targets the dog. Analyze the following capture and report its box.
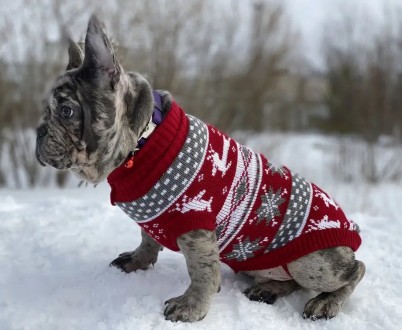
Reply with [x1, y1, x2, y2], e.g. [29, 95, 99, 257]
[36, 15, 365, 322]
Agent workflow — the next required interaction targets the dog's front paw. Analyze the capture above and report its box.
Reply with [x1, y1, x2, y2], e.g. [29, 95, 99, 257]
[302, 293, 341, 320]
[164, 294, 210, 322]
[109, 250, 157, 273]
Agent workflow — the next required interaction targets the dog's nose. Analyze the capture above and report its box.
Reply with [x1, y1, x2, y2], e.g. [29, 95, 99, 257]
[37, 124, 48, 138]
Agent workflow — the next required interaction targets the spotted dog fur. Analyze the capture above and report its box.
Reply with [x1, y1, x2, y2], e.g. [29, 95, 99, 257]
[36, 16, 365, 322]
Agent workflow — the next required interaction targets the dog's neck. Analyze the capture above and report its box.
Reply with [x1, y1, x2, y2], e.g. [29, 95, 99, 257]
[116, 73, 154, 151]
[122, 91, 163, 169]
[135, 90, 163, 151]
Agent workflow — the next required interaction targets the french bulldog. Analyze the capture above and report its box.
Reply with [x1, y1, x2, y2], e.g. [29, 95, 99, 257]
[36, 15, 365, 322]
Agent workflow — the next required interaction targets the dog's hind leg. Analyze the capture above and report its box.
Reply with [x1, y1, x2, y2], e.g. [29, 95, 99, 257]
[288, 247, 366, 320]
[244, 279, 301, 304]
[110, 229, 163, 273]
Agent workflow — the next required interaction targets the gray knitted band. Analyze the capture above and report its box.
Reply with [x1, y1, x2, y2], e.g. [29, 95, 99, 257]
[265, 174, 313, 252]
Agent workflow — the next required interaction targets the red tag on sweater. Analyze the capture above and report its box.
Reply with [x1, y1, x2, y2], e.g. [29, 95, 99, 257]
[124, 156, 135, 169]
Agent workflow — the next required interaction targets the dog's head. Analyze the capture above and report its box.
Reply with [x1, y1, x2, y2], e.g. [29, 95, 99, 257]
[36, 15, 153, 184]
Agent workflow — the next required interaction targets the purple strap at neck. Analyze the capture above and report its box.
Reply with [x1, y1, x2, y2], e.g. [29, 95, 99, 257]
[151, 90, 163, 124]
[137, 91, 163, 148]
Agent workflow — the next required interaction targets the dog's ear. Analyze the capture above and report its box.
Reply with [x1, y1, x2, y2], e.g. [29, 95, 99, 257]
[79, 15, 120, 89]
[66, 39, 84, 71]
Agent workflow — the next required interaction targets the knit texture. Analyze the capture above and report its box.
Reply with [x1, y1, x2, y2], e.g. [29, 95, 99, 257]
[108, 100, 362, 272]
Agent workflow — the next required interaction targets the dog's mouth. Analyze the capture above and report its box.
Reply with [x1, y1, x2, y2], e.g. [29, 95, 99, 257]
[38, 155, 72, 170]
[36, 143, 73, 170]
[36, 128, 77, 170]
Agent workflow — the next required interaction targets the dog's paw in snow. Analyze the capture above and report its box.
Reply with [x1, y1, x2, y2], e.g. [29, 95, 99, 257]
[164, 293, 210, 322]
[110, 250, 158, 273]
[302, 293, 342, 320]
[244, 286, 278, 304]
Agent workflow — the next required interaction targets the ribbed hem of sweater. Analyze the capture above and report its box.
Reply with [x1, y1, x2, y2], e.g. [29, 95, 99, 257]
[224, 229, 362, 272]
[107, 101, 189, 204]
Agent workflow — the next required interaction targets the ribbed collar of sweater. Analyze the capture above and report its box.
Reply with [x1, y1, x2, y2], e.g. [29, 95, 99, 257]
[107, 101, 188, 204]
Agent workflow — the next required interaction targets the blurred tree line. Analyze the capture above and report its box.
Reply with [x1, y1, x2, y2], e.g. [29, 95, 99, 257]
[320, 11, 402, 183]
[321, 13, 402, 142]
[0, 0, 402, 187]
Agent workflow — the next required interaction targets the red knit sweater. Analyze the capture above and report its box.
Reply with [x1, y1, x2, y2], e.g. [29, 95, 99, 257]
[108, 101, 361, 272]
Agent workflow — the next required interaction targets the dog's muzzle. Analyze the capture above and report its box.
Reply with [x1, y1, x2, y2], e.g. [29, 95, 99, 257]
[37, 124, 48, 139]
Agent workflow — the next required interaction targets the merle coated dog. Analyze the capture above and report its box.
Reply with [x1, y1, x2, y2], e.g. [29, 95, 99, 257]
[36, 16, 365, 322]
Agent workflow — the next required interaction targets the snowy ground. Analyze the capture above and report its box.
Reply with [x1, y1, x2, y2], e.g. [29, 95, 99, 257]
[1, 134, 402, 330]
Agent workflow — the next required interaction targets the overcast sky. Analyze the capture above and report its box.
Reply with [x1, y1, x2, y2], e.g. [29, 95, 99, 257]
[283, 0, 402, 68]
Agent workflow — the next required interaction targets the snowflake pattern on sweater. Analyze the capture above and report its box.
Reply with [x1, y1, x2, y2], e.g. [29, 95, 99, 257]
[108, 100, 362, 272]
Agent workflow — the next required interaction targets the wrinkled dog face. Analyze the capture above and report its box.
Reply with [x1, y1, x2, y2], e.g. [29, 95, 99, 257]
[36, 16, 153, 183]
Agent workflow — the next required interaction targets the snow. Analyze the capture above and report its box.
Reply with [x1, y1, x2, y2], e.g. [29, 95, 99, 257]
[1, 134, 402, 330]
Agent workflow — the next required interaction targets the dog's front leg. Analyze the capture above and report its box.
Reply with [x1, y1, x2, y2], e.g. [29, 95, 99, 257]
[110, 229, 162, 273]
[164, 229, 221, 322]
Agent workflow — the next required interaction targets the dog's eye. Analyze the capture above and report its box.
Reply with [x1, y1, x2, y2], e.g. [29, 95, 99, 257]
[60, 106, 74, 119]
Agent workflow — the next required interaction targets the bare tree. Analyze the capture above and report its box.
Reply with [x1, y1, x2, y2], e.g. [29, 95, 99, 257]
[106, 0, 296, 131]
[322, 6, 402, 141]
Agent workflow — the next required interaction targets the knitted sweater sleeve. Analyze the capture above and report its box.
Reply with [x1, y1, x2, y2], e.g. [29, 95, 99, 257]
[161, 207, 217, 250]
